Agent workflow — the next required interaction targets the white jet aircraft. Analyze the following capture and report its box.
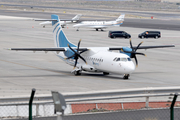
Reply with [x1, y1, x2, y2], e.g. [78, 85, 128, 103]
[36, 14, 82, 28]
[7, 14, 175, 79]
[73, 14, 125, 31]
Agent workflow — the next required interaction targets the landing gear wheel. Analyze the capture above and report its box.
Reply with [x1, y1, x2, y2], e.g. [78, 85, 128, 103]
[101, 29, 104, 31]
[103, 72, 109, 75]
[123, 74, 129, 79]
[96, 29, 98, 31]
[76, 29, 79, 31]
[62, 26, 65, 28]
[74, 70, 81, 76]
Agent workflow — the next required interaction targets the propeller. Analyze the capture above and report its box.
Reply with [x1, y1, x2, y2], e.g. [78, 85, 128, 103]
[122, 39, 146, 67]
[65, 39, 88, 69]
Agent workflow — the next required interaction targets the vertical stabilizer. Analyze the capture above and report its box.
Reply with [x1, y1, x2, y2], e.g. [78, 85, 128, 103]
[51, 14, 76, 48]
[116, 14, 125, 22]
[72, 14, 82, 21]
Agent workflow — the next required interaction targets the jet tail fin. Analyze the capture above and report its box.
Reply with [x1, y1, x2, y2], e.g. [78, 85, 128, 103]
[116, 14, 125, 22]
[72, 14, 82, 21]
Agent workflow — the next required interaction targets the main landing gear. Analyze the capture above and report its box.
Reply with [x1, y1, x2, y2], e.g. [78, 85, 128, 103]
[123, 74, 130, 79]
[73, 70, 81, 76]
[103, 72, 109, 75]
[95, 29, 104, 31]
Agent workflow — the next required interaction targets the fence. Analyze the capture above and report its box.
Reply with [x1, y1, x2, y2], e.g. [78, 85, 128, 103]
[0, 87, 180, 120]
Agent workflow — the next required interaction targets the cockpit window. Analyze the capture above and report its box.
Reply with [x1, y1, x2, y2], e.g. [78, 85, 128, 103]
[121, 58, 127, 62]
[127, 58, 131, 61]
[113, 57, 117, 61]
[116, 58, 120, 61]
[114, 57, 131, 62]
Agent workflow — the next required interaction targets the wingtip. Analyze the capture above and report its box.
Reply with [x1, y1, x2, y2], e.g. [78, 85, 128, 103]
[4, 48, 11, 50]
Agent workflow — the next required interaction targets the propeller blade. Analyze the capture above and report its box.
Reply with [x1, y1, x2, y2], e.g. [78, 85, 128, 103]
[135, 41, 143, 51]
[135, 52, 146, 56]
[129, 39, 133, 50]
[78, 54, 87, 64]
[68, 44, 77, 54]
[77, 39, 81, 50]
[80, 49, 88, 54]
[65, 54, 76, 59]
[74, 58, 78, 68]
[134, 56, 138, 67]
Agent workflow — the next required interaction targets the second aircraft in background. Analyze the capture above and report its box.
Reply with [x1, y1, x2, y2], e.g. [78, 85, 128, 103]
[73, 14, 125, 31]
[36, 14, 82, 28]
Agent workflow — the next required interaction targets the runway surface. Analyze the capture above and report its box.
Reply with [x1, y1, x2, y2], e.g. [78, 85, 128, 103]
[0, 11, 180, 96]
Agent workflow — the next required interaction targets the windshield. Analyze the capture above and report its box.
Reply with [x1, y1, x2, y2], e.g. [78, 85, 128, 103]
[113, 57, 131, 62]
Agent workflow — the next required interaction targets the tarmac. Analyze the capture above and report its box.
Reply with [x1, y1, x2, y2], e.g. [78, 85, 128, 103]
[0, 11, 180, 97]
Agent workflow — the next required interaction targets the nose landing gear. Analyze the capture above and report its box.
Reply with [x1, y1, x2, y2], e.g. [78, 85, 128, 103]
[123, 74, 129, 79]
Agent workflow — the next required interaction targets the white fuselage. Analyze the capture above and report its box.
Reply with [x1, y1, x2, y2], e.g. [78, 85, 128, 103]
[40, 21, 74, 27]
[73, 20, 123, 29]
[56, 47, 135, 75]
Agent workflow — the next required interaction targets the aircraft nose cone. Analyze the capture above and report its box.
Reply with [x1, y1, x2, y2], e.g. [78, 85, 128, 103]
[124, 62, 135, 73]
[127, 65, 135, 73]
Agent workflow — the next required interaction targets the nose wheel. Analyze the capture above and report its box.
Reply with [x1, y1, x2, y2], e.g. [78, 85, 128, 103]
[123, 74, 129, 79]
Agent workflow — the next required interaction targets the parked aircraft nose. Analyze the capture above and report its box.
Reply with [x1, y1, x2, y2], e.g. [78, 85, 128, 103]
[124, 62, 135, 73]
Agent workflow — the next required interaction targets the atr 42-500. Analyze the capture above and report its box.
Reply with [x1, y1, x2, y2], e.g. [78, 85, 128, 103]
[7, 14, 175, 79]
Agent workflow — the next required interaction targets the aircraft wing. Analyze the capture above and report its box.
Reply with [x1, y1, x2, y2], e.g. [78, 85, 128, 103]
[109, 45, 175, 50]
[7, 47, 88, 52]
[133, 45, 175, 49]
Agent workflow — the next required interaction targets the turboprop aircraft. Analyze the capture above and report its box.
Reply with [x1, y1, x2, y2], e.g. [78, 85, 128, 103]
[73, 14, 125, 31]
[7, 14, 175, 79]
[35, 14, 82, 28]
